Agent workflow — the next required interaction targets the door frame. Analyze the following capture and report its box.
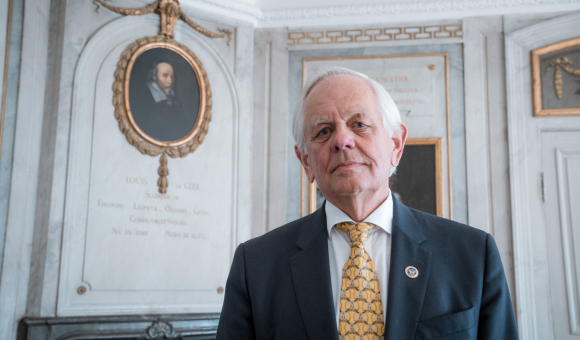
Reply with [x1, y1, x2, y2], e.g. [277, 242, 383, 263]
[506, 11, 580, 339]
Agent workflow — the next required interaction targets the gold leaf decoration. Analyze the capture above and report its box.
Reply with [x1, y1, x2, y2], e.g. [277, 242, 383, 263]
[94, 0, 232, 44]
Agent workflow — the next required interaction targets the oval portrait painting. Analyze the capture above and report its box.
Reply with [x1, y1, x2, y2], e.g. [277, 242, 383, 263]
[125, 43, 204, 144]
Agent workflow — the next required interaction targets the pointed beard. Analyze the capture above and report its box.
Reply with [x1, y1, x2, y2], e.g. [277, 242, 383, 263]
[161, 86, 175, 97]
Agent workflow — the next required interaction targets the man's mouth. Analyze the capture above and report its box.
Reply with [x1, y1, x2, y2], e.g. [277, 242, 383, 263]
[332, 161, 363, 172]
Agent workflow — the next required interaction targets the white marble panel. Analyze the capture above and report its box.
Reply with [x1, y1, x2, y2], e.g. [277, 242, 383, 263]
[0, 0, 21, 281]
[0, 0, 51, 337]
[57, 15, 246, 316]
[556, 149, 580, 335]
[462, 16, 515, 309]
[253, 28, 288, 235]
[82, 43, 233, 292]
[0, 0, 8, 104]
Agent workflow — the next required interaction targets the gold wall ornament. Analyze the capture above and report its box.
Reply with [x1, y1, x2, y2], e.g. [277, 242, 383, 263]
[114, 36, 212, 193]
[157, 153, 169, 194]
[531, 36, 580, 117]
[158, 0, 180, 37]
[93, 0, 233, 45]
[547, 57, 580, 99]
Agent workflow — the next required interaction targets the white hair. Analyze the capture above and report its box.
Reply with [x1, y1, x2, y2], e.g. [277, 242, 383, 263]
[292, 66, 403, 176]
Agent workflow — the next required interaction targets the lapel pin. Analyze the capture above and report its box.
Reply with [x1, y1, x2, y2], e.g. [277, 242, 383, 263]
[405, 266, 419, 278]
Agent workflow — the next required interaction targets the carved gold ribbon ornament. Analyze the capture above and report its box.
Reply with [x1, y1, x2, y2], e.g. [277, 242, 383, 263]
[93, 0, 232, 44]
[531, 37, 580, 117]
[547, 56, 580, 99]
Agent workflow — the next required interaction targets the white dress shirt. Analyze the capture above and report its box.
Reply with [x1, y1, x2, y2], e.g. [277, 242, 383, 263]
[325, 191, 393, 327]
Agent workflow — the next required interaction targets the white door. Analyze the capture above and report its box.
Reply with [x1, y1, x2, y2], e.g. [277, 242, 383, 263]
[506, 11, 580, 340]
[542, 131, 580, 339]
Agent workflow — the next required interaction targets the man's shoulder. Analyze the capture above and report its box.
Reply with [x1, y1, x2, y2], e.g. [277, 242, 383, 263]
[407, 206, 488, 242]
[400, 206, 494, 268]
[244, 213, 315, 251]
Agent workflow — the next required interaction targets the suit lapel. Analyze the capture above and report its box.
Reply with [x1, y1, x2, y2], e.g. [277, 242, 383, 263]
[384, 197, 432, 340]
[290, 204, 338, 340]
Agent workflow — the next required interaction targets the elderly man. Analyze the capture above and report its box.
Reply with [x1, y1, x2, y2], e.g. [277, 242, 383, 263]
[217, 67, 518, 339]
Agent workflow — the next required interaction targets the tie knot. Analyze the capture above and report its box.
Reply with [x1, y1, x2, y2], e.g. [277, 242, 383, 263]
[335, 222, 376, 245]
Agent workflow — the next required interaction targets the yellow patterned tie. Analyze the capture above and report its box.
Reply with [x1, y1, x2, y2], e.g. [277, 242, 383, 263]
[335, 222, 385, 340]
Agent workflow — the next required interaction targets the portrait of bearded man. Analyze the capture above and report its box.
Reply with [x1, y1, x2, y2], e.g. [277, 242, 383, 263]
[129, 60, 197, 142]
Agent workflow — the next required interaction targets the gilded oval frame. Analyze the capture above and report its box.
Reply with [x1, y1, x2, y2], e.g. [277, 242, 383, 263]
[113, 36, 211, 157]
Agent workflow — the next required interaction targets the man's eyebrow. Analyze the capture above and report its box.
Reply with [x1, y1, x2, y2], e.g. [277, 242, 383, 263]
[308, 108, 375, 128]
[309, 118, 332, 128]
[344, 108, 376, 122]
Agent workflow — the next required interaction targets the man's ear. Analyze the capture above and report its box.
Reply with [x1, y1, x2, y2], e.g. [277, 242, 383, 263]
[294, 145, 315, 183]
[390, 123, 408, 168]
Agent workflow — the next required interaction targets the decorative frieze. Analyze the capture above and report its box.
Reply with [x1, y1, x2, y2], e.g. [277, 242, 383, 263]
[288, 24, 462, 46]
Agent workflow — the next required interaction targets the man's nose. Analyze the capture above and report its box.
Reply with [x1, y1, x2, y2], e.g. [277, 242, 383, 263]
[331, 127, 355, 152]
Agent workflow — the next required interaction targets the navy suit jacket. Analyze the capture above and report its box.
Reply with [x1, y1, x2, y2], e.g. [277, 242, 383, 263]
[216, 196, 518, 339]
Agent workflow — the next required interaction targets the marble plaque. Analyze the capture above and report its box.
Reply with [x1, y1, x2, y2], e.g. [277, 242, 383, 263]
[57, 18, 249, 316]
[303, 55, 446, 118]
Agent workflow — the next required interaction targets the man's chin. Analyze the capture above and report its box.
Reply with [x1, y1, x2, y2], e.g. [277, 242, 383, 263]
[326, 180, 367, 196]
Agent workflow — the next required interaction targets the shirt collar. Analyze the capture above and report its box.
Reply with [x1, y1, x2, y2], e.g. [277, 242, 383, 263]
[147, 80, 168, 103]
[325, 190, 393, 238]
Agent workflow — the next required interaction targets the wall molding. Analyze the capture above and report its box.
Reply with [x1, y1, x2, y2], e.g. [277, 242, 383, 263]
[555, 148, 580, 335]
[462, 16, 516, 310]
[262, 0, 580, 21]
[182, 0, 580, 26]
[252, 28, 288, 237]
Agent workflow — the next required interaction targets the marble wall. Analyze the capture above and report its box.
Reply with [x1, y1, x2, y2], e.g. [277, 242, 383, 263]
[0, 0, 254, 338]
[252, 27, 289, 237]
[0, 0, 23, 289]
[1, 0, 579, 338]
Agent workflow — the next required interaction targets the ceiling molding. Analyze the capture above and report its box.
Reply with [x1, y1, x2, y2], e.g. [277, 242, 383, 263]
[183, 0, 580, 26]
[185, 0, 261, 18]
[260, 0, 580, 21]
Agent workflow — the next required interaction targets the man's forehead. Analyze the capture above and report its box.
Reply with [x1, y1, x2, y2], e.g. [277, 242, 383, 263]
[309, 74, 370, 95]
[304, 75, 377, 118]
[158, 62, 173, 71]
